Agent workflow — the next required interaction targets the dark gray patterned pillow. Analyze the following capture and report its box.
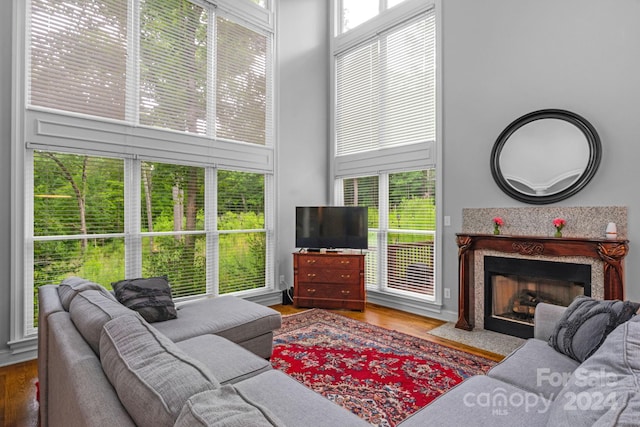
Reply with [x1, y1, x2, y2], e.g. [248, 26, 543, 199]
[549, 295, 639, 362]
[112, 276, 177, 323]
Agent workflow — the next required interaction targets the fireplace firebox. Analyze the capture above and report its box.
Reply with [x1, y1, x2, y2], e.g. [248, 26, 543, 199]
[484, 256, 591, 338]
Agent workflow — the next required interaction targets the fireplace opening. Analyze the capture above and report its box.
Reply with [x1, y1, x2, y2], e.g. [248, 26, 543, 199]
[484, 256, 591, 339]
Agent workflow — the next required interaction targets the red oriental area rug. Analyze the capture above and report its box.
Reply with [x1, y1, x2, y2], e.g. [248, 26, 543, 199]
[271, 309, 496, 427]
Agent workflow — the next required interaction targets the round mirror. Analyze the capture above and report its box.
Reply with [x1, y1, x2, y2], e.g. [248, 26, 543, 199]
[490, 109, 601, 204]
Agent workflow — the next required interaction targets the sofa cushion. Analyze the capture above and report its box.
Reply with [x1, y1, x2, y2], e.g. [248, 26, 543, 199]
[487, 338, 580, 400]
[399, 375, 552, 427]
[68, 289, 138, 355]
[112, 276, 177, 323]
[176, 334, 272, 384]
[174, 387, 282, 427]
[234, 370, 371, 427]
[100, 315, 218, 427]
[549, 296, 639, 362]
[58, 276, 116, 311]
[546, 319, 640, 426]
[151, 295, 281, 347]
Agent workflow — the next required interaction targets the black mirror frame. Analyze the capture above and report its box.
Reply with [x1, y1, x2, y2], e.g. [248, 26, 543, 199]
[490, 109, 602, 205]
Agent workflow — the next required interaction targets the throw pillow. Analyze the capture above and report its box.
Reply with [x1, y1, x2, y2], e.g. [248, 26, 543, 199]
[112, 276, 177, 323]
[546, 319, 640, 426]
[548, 295, 639, 362]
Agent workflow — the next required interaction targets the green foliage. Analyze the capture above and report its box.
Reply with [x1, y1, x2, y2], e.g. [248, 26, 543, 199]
[389, 197, 436, 231]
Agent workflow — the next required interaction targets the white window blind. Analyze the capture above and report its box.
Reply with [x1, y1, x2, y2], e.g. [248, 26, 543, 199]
[140, 162, 207, 298]
[29, 0, 129, 120]
[32, 152, 126, 330]
[217, 170, 267, 293]
[342, 170, 435, 298]
[343, 175, 379, 288]
[28, 0, 272, 147]
[216, 16, 269, 145]
[386, 170, 435, 297]
[139, 0, 208, 134]
[336, 9, 435, 156]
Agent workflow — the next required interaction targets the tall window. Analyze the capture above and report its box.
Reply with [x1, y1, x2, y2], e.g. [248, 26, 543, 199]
[334, 1, 438, 302]
[342, 171, 436, 298]
[17, 0, 275, 339]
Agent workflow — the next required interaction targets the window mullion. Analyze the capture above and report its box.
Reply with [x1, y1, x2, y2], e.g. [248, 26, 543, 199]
[206, 167, 218, 295]
[126, 0, 141, 124]
[378, 173, 389, 290]
[207, 10, 216, 139]
[125, 158, 142, 278]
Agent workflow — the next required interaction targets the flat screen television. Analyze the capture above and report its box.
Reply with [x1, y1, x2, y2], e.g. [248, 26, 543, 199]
[295, 206, 368, 250]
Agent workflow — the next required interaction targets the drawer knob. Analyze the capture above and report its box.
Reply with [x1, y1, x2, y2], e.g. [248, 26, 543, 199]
[340, 260, 350, 264]
[341, 290, 350, 295]
[307, 273, 316, 278]
[340, 274, 351, 279]
[307, 288, 316, 293]
[306, 259, 317, 264]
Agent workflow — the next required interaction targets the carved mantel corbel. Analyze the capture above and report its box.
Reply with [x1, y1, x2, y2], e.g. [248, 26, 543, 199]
[597, 241, 628, 300]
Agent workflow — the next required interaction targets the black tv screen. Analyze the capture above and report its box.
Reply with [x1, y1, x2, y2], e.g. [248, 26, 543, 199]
[296, 206, 368, 250]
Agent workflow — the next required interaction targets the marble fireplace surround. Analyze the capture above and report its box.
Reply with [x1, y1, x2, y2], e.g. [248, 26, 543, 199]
[456, 206, 628, 332]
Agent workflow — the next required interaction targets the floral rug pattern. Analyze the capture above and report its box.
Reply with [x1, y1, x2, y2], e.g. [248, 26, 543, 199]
[271, 309, 496, 427]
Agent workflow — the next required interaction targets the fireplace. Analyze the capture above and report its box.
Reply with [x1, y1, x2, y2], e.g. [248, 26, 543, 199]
[484, 256, 591, 338]
[455, 233, 628, 334]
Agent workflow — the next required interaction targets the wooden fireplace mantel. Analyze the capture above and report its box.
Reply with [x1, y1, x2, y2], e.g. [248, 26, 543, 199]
[455, 233, 629, 331]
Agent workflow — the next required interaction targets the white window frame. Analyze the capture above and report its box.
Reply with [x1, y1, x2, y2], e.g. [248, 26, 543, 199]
[10, 0, 277, 352]
[330, 0, 443, 317]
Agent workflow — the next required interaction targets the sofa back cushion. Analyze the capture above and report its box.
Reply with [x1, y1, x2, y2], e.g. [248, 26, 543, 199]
[58, 276, 116, 311]
[68, 289, 138, 355]
[174, 387, 282, 427]
[546, 318, 640, 426]
[100, 315, 218, 427]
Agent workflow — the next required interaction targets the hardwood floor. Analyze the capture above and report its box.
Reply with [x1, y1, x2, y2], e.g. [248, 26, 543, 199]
[0, 359, 39, 427]
[0, 303, 503, 426]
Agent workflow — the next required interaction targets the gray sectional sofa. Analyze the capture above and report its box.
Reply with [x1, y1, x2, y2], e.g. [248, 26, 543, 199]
[38, 277, 640, 426]
[38, 277, 370, 427]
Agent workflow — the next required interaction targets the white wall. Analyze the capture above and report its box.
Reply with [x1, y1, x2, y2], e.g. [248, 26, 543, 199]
[276, 0, 331, 291]
[440, 0, 640, 319]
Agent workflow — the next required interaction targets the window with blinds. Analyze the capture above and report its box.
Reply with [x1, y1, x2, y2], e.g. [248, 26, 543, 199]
[386, 170, 436, 296]
[335, 2, 438, 302]
[342, 171, 436, 298]
[139, 1, 208, 134]
[28, 0, 271, 146]
[216, 17, 269, 145]
[336, 10, 435, 156]
[22, 0, 275, 336]
[218, 170, 267, 293]
[30, 153, 271, 329]
[140, 163, 206, 298]
[32, 152, 125, 329]
[29, 0, 129, 120]
[343, 176, 379, 288]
